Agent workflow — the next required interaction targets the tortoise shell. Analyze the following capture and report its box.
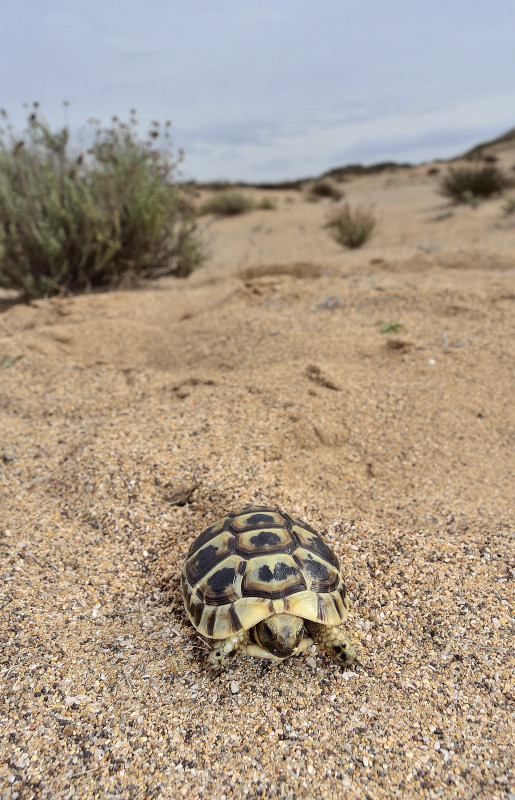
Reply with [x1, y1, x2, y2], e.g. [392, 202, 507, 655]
[181, 505, 349, 640]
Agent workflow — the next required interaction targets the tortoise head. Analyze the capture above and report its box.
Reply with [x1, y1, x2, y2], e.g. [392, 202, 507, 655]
[254, 613, 305, 658]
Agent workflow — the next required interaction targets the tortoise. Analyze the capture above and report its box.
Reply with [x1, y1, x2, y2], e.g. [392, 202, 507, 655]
[181, 505, 357, 669]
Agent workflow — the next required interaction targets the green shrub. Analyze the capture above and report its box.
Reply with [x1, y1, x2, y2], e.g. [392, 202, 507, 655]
[199, 191, 256, 216]
[440, 165, 509, 203]
[309, 179, 343, 201]
[0, 105, 203, 300]
[325, 203, 375, 249]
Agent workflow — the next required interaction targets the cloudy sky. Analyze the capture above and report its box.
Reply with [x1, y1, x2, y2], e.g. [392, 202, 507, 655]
[1, 1, 514, 182]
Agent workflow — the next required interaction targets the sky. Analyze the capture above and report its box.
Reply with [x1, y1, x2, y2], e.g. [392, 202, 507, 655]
[1, 1, 514, 183]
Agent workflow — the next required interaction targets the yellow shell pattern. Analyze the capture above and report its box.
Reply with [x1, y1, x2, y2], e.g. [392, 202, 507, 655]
[181, 506, 349, 640]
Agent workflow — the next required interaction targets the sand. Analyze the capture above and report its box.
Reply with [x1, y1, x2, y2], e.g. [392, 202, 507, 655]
[1, 146, 514, 799]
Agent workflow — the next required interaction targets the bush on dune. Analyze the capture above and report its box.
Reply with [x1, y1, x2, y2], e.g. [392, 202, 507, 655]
[308, 179, 343, 201]
[0, 105, 204, 300]
[439, 164, 509, 203]
[199, 191, 256, 216]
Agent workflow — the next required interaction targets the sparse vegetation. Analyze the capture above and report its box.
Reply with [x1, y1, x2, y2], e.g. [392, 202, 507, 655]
[440, 164, 509, 204]
[308, 179, 343, 201]
[376, 322, 406, 334]
[325, 203, 375, 249]
[502, 197, 515, 215]
[199, 191, 256, 216]
[0, 354, 25, 368]
[258, 197, 276, 210]
[0, 104, 203, 300]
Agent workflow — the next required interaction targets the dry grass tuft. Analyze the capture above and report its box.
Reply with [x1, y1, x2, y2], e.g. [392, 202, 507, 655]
[199, 191, 256, 216]
[325, 203, 375, 249]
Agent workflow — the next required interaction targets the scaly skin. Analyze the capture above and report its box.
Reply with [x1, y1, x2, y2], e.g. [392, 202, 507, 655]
[305, 620, 357, 667]
[207, 619, 357, 670]
[207, 630, 250, 669]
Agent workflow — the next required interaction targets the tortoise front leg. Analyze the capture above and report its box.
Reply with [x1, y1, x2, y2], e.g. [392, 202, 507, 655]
[207, 630, 250, 669]
[305, 621, 357, 667]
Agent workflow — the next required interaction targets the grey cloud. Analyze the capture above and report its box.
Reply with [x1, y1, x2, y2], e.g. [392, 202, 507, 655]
[330, 125, 507, 166]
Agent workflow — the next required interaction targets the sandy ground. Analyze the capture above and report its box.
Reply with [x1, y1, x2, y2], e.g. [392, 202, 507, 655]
[1, 146, 514, 799]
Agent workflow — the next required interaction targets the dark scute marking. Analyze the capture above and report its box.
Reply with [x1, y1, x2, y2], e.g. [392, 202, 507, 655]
[258, 562, 297, 583]
[257, 565, 273, 583]
[206, 609, 217, 637]
[340, 585, 349, 608]
[242, 578, 305, 599]
[304, 557, 330, 581]
[182, 576, 192, 613]
[207, 566, 236, 594]
[246, 513, 278, 526]
[307, 535, 339, 567]
[317, 593, 326, 623]
[250, 530, 282, 547]
[191, 599, 203, 626]
[229, 605, 242, 633]
[187, 521, 226, 556]
[190, 544, 220, 579]
[289, 514, 316, 533]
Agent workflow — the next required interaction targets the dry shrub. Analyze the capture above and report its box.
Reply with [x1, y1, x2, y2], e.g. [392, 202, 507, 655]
[440, 165, 509, 203]
[199, 191, 256, 216]
[325, 203, 375, 249]
[309, 179, 343, 201]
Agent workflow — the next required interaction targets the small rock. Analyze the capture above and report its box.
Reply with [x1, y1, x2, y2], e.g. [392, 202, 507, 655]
[318, 295, 344, 311]
[64, 696, 79, 706]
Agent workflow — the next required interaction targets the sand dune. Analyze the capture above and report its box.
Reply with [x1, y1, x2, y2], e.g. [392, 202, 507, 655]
[1, 145, 514, 799]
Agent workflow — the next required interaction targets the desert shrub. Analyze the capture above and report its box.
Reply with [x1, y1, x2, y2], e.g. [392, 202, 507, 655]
[0, 105, 203, 300]
[325, 203, 375, 249]
[199, 191, 255, 216]
[258, 197, 276, 210]
[309, 179, 343, 201]
[440, 165, 509, 203]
